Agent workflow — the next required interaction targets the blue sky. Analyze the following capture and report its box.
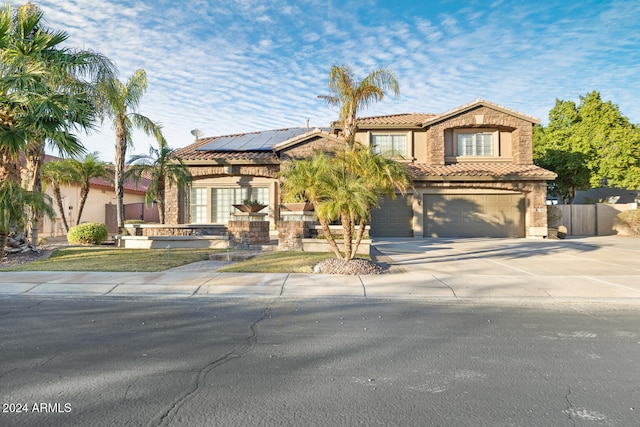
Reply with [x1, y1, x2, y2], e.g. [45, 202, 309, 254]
[36, 0, 640, 162]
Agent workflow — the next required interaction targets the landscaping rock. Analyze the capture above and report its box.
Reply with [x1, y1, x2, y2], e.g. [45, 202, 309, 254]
[313, 258, 387, 275]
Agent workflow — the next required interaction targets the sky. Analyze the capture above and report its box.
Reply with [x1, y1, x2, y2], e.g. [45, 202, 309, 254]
[33, 0, 640, 163]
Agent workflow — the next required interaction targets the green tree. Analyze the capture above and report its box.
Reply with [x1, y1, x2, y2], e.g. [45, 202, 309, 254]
[0, 3, 115, 244]
[533, 91, 640, 203]
[69, 152, 113, 225]
[284, 65, 409, 261]
[318, 64, 399, 141]
[42, 158, 75, 233]
[127, 138, 192, 224]
[281, 149, 410, 261]
[0, 181, 54, 258]
[96, 69, 163, 232]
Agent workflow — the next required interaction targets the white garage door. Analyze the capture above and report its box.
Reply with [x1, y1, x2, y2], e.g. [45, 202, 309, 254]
[424, 194, 525, 238]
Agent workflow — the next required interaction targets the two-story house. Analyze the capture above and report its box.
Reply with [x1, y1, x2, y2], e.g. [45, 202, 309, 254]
[167, 99, 555, 239]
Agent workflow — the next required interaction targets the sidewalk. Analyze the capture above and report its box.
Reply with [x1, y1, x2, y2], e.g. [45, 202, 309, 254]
[1, 236, 639, 303]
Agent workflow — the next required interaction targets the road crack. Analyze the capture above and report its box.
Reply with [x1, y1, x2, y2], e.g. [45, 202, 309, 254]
[150, 307, 270, 427]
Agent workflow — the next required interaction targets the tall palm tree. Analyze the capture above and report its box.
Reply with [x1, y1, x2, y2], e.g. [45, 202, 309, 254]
[42, 159, 75, 233]
[96, 69, 163, 232]
[318, 64, 399, 142]
[0, 3, 116, 245]
[69, 152, 113, 225]
[127, 138, 192, 224]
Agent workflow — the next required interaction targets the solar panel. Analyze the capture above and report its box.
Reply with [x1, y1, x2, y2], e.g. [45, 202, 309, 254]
[195, 128, 313, 152]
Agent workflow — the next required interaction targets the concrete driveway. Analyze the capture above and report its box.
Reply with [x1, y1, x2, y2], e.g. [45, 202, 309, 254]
[368, 236, 640, 301]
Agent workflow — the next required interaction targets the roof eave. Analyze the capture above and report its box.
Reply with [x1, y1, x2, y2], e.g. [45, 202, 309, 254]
[421, 99, 541, 127]
[413, 174, 556, 181]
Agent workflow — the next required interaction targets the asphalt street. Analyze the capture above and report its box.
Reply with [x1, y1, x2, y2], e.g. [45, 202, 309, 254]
[1, 297, 638, 426]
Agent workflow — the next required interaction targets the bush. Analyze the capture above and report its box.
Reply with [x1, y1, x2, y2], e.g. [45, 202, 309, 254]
[67, 222, 109, 245]
[615, 210, 640, 236]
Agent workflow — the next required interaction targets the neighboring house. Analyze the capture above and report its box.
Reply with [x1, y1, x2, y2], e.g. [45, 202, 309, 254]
[38, 155, 156, 237]
[167, 99, 556, 238]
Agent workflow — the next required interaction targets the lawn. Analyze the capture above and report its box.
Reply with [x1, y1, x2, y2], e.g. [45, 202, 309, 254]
[217, 251, 336, 273]
[0, 247, 337, 273]
[1, 247, 216, 272]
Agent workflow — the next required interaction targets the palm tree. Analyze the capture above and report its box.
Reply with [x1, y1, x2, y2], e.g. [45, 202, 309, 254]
[338, 147, 411, 255]
[0, 3, 116, 244]
[96, 69, 164, 232]
[0, 181, 54, 258]
[42, 159, 75, 233]
[127, 138, 192, 224]
[69, 152, 113, 225]
[318, 64, 399, 142]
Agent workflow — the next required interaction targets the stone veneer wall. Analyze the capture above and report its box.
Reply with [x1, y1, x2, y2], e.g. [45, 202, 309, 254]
[425, 106, 534, 165]
[277, 220, 320, 250]
[228, 219, 270, 246]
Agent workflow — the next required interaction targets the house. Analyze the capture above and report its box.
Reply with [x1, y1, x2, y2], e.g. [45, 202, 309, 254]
[38, 155, 157, 237]
[166, 99, 556, 239]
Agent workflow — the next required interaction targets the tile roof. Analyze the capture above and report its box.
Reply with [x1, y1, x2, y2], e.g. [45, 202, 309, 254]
[408, 163, 556, 179]
[422, 98, 540, 126]
[42, 154, 148, 193]
[347, 113, 437, 126]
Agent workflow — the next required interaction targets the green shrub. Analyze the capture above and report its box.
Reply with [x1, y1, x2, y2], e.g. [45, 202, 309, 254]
[125, 219, 144, 224]
[67, 222, 109, 245]
[615, 210, 640, 236]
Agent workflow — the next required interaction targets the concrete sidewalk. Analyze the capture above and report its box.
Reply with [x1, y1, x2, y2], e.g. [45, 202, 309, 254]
[1, 236, 639, 303]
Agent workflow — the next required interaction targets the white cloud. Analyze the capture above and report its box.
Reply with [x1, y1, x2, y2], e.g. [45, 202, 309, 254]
[30, 0, 640, 161]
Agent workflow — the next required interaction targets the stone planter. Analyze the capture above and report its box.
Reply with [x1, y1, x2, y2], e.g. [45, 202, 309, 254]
[281, 202, 314, 212]
[233, 204, 267, 213]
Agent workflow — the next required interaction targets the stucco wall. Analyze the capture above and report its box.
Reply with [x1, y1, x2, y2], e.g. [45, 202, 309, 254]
[40, 184, 145, 237]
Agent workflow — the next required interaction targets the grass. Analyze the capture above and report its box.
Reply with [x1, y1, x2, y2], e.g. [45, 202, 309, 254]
[1, 247, 216, 272]
[217, 251, 336, 273]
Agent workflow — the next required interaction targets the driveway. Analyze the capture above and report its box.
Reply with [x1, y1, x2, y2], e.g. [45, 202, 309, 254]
[368, 235, 640, 301]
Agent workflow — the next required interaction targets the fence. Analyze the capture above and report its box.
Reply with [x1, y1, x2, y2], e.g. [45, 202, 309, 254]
[557, 203, 636, 236]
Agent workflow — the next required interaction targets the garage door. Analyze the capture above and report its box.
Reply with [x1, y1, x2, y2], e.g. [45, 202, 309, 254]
[424, 194, 525, 238]
[370, 195, 414, 237]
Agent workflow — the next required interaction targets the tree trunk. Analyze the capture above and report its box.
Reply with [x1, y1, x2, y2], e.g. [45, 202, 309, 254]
[157, 174, 166, 224]
[26, 143, 45, 245]
[352, 217, 367, 258]
[319, 218, 344, 260]
[0, 147, 21, 184]
[340, 211, 353, 262]
[53, 185, 70, 232]
[77, 183, 90, 225]
[114, 124, 127, 233]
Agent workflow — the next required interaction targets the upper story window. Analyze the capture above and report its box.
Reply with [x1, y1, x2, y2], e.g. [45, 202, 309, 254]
[444, 128, 509, 162]
[457, 132, 494, 156]
[371, 133, 408, 157]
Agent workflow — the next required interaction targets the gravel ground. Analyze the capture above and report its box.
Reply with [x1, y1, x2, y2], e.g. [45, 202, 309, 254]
[313, 257, 387, 275]
[0, 238, 73, 269]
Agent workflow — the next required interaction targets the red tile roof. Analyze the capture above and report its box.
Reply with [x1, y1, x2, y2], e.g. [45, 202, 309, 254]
[43, 154, 149, 193]
[353, 113, 437, 126]
[408, 163, 556, 179]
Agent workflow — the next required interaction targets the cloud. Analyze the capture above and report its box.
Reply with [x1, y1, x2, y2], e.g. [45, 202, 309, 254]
[33, 0, 640, 161]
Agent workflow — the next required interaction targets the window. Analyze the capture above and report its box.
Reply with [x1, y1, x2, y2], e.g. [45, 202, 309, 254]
[371, 134, 407, 157]
[210, 187, 270, 223]
[457, 132, 493, 156]
[190, 188, 208, 223]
